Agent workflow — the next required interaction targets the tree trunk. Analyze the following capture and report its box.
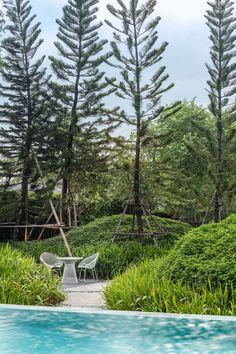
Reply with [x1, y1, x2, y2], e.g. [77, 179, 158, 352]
[62, 131, 74, 224]
[15, 150, 31, 241]
[16, 115, 32, 240]
[20, 155, 30, 226]
[214, 119, 222, 222]
[134, 120, 143, 234]
[62, 71, 80, 224]
[67, 206, 72, 227]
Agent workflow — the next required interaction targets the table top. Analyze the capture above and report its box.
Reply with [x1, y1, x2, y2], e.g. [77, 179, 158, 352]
[56, 257, 83, 261]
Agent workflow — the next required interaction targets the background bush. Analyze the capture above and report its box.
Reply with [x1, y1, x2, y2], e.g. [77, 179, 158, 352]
[157, 214, 236, 286]
[13, 215, 191, 279]
[0, 245, 65, 306]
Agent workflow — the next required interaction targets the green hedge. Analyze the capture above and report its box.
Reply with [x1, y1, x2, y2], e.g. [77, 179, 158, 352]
[15, 214, 190, 251]
[104, 259, 236, 315]
[13, 215, 191, 279]
[0, 245, 65, 305]
[157, 214, 236, 286]
[63, 214, 191, 246]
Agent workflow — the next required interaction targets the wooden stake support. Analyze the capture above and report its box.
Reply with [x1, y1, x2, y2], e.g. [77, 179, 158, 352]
[24, 224, 28, 241]
[32, 149, 72, 257]
[202, 190, 226, 224]
[0, 149, 73, 257]
[112, 192, 166, 245]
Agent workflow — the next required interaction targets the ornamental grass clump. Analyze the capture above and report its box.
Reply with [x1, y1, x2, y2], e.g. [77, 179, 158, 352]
[104, 259, 236, 316]
[0, 245, 65, 306]
[14, 240, 168, 279]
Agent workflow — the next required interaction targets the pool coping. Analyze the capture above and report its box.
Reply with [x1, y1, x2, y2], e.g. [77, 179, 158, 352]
[0, 303, 236, 322]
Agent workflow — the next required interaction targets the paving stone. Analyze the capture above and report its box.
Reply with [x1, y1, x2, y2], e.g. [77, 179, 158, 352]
[61, 280, 108, 310]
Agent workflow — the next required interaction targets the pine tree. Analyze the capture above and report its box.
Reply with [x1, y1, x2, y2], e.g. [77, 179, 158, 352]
[205, 0, 236, 222]
[49, 0, 115, 223]
[0, 0, 51, 238]
[105, 0, 179, 234]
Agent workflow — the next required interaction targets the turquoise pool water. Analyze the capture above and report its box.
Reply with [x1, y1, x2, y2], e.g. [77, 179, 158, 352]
[0, 307, 236, 353]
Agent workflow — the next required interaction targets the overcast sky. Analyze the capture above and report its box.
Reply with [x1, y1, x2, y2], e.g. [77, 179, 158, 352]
[30, 0, 211, 105]
[3, 0, 236, 135]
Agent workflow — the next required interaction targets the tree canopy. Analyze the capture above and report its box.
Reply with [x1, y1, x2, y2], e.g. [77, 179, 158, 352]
[0, 0, 236, 241]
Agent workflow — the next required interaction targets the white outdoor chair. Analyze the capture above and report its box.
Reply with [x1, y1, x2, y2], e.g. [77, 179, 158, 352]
[40, 252, 63, 274]
[78, 253, 99, 281]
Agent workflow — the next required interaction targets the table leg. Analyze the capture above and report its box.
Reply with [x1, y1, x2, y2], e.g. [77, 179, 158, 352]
[62, 261, 78, 284]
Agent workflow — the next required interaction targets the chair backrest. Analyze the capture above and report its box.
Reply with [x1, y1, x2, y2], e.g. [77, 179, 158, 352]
[80, 253, 99, 268]
[40, 252, 58, 267]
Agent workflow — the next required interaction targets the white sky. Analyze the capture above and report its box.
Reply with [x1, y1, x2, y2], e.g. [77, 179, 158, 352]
[30, 0, 211, 106]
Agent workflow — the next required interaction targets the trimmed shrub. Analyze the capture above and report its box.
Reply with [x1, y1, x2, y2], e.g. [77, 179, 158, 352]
[13, 215, 191, 279]
[157, 214, 236, 286]
[63, 214, 191, 246]
[18, 215, 190, 249]
[104, 259, 236, 315]
[0, 245, 65, 305]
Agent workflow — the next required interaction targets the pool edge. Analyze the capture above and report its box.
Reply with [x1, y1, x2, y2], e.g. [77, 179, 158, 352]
[0, 303, 236, 322]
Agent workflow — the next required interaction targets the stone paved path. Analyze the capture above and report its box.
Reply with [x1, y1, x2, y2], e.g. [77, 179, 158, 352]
[61, 281, 108, 311]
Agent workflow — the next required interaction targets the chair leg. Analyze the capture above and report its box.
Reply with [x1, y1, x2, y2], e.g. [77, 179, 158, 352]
[94, 269, 98, 281]
[52, 267, 62, 277]
[79, 268, 83, 281]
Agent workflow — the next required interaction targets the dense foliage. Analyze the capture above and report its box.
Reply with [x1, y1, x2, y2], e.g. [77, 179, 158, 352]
[0, 245, 65, 305]
[13, 215, 191, 278]
[104, 259, 236, 315]
[132, 101, 216, 220]
[92, 101, 236, 224]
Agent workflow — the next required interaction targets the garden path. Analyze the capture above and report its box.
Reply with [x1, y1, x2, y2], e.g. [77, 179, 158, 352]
[61, 281, 108, 311]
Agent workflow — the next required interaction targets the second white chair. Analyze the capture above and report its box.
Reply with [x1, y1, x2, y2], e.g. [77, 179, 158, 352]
[78, 253, 99, 281]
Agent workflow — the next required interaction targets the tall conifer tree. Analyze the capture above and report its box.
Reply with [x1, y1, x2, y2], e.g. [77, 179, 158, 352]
[105, 0, 179, 233]
[0, 0, 51, 237]
[205, 0, 236, 222]
[49, 0, 114, 222]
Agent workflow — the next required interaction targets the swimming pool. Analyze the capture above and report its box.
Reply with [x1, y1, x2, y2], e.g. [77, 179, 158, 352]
[0, 305, 236, 353]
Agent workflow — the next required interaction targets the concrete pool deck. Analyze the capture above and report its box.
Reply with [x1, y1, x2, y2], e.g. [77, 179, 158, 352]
[61, 280, 108, 311]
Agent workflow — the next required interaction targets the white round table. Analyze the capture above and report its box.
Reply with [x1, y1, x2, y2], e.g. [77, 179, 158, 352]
[56, 257, 83, 284]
